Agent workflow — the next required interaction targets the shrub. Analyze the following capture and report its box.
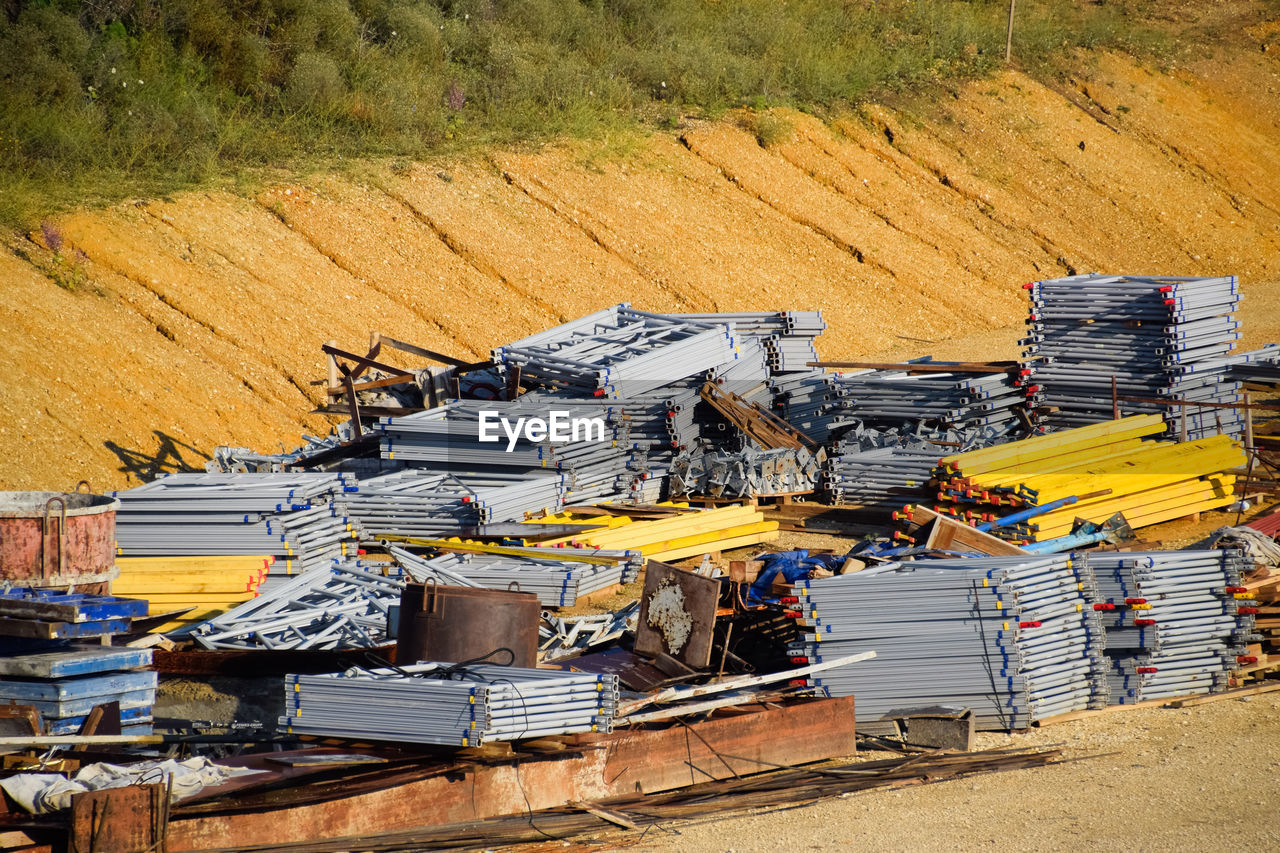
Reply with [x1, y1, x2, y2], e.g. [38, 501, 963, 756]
[0, 0, 1164, 228]
[285, 51, 347, 112]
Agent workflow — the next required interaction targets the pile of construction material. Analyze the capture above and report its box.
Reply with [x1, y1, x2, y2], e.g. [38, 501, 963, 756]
[280, 663, 619, 746]
[932, 415, 1242, 546]
[187, 559, 404, 650]
[826, 365, 1023, 432]
[1021, 274, 1244, 440]
[374, 398, 636, 505]
[0, 647, 155, 736]
[824, 422, 1014, 511]
[1085, 550, 1257, 703]
[491, 306, 740, 397]
[1225, 343, 1280, 383]
[531, 504, 779, 562]
[391, 545, 638, 608]
[669, 446, 822, 498]
[112, 473, 361, 579]
[336, 468, 566, 534]
[1238, 513, 1280, 673]
[789, 555, 1107, 729]
[113, 555, 273, 633]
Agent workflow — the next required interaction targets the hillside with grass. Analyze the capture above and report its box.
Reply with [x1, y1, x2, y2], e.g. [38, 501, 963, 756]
[1, 0, 1154, 226]
[1, 1, 1279, 492]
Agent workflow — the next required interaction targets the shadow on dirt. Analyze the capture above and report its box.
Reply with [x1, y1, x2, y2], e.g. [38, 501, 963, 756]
[105, 431, 209, 483]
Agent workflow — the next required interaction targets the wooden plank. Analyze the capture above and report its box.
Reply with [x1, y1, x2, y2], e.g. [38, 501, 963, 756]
[0, 615, 133, 639]
[911, 506, 1029, 556]
[569, 801, 639, 830]
[1167, 681, 1280, 707]
[378, 335, 491, 372]
[0, 670, 155, 702]
[0, 733, 163, 746]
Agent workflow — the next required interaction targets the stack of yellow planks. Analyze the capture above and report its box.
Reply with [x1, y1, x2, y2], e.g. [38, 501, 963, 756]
[935, 415, 1244, 543]
[530, 503, 779, 562]
[113, 555, 271, 632]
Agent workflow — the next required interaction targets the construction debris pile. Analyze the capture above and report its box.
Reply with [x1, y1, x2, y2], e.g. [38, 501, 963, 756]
[0, 646, 155, 736]
[3, 272, 1278, 852]
[1021, 274, 1244, 439]
[790, 555, 1107, 729]
[185, 558, 405, 650]
[280, 663, 619, 745]
[929, 415, 1242, 547]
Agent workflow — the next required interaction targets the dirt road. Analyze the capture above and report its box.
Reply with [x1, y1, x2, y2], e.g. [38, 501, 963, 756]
[592, 694, 1280, 852]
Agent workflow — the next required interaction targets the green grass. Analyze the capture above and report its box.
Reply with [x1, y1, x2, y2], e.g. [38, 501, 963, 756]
[0, 0, 1161, 228]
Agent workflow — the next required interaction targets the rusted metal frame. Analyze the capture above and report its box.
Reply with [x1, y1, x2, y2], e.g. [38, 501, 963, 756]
[378, 336, 490, 373]
[321, 344, 402, 382]
[340, 366, 362, 440]
[162, 699, 861, 851]
[180, 744, 1064, 853]
[313, 404, 418, 418]
[709, 396, 795, 448]
[699, 382, 813, 450]
[42, 495, 67, 579]
[351, 374, 417, 393]
[505, 364, 522, 401]
[1237, 448, 1259, 526]
[749, 399, 820, 450]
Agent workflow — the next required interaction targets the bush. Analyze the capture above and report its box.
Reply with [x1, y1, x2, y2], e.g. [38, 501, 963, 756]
[0, 0, 1162, 228]
[285, 52, 347, 112]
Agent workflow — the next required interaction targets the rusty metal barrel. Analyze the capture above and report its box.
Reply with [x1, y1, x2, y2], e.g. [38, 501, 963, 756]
[397, 582, 540, 668]
[0, 490, 120, 595]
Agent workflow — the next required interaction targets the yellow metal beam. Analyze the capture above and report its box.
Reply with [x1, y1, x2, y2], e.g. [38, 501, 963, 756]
[941, 415, 1165, 478]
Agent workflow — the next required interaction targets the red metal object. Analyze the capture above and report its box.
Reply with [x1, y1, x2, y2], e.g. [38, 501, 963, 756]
[1247, 510, 1280, 538]
[397, 583, 540, 668]
[164, 697, 857, 851]
[0, 491, 119, 594]
[69, 783, 165, 853]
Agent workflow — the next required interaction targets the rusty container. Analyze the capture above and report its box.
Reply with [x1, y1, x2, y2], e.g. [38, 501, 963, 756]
[0, 491, 120, 595]
[397, 582, 540, 668]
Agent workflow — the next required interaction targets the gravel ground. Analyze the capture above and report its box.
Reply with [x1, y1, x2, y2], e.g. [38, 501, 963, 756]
[594, 694, 1280, 852]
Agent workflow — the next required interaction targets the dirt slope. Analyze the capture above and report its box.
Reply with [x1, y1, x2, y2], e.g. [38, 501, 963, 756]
[2, 25, 1279, 491]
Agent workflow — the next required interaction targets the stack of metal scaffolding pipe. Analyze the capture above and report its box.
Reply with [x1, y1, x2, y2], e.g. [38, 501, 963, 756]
[1083, 550, 1258, 703]
[823, 422, 1014, 511]
[338, 469, 566, 533]
[391, 546, 640, 607]
[673, 310, 826, 373]
[788, 555, 1108, 729]
[1021, 274, 1244, 439]
[185, 558, 405, 648]
[112, 473, 361, 577]
[491, 304, 740, 397]
[824, 366, 1024, 431]
[279, 663, 619, 746]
